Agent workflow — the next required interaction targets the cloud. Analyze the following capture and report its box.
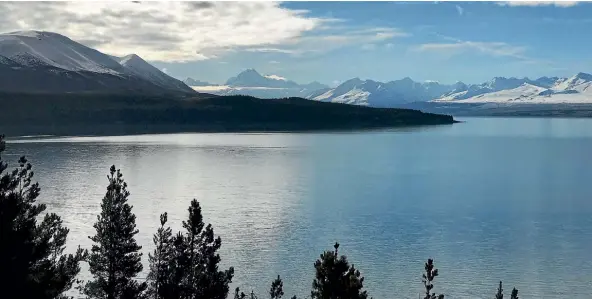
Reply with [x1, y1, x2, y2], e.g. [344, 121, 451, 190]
[455, 4, 464, 15]
[243, 27, 409, 56]
[415, 39, 527, 59]
[497, 1, 579, 7]
[0, 1, 331, 62]
[414, 34, 559, 69]
[385, 43, 395, 49]
[161, 68, 168, 74]
[268, 60, 280, 64]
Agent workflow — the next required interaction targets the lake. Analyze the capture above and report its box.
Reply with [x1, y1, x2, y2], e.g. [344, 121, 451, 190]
[5, 117, 592, 299]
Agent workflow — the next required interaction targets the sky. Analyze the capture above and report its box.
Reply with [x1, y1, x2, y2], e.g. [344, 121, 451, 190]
[1, 1, 591, 86]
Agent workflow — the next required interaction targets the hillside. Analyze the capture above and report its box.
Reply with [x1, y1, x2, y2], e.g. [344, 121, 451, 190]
[0, 93, 456, 136]
[0, 30, 194, 95]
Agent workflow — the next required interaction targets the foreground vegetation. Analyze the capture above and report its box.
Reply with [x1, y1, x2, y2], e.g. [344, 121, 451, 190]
[0, 134, 518, 299]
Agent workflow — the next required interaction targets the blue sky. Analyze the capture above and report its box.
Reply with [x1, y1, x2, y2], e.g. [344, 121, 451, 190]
[150, 1, 591, 86]
[2, 1, 590, 86]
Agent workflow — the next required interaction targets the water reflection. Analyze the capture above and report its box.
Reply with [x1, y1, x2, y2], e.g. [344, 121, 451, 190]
[5, 118, 592, 298]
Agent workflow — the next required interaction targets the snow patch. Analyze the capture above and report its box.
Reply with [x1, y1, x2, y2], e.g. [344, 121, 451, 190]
[264, 74, 287, 81]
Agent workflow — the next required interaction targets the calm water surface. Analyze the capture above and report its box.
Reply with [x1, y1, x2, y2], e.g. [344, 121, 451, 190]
[6, 117, 592, 299]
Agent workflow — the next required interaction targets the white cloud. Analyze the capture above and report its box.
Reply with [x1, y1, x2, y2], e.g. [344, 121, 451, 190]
[244, 27, 409, 56]
[415, 40, 527, 58]
[497, 1, 579, 7]
[455, 4, 464, 15]
[0, 1, 331, 62]
[161, 68, 168, 74]
[385, 43, 395, 49]
[268, 60, 280, 64]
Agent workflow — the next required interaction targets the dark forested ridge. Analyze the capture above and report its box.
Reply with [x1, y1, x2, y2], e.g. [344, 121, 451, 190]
[0, 92, 456, 136]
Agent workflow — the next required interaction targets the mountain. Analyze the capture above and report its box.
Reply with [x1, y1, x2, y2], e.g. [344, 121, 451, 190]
[225, 69, 301, 88]
[311, 73, 592, 108]
[184, 78, 215, 86]
[309, 77, 458, 107]
[189, 69, 330, 99]
[0, 30, 194, 95]
[435, 73, 592, 104]
[115, 54, 194, 93]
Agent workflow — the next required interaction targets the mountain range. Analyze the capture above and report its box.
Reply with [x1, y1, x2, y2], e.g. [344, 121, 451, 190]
[187, 70, 592, 107]
[0, 30, 194, 95]
[1, 30, 590, 110]
[185, 69, 329, 99]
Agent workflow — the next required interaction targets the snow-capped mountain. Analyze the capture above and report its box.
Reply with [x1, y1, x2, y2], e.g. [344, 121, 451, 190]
[184, 78, 215, 87]
[309, 77, 459, 107]
[187, 69, 329, 99]
[311, 73, 592, 107]
[115, 54, 194, 92]
[0, 30, 194, 94]
[225, 69, 301, 89]
[435, 73, 592, 104]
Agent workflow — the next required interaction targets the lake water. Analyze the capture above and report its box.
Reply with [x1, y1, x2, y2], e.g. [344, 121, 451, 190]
[5, 117, 592, 299]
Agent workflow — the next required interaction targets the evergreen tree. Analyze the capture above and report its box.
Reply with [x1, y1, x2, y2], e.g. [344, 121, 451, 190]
[311, 242, 369, 299]
[147, 213, 174, 299]
[270, 275, 284, 299]
[176, 199, 234, 299]
[82, 165, 147, 299]
[495, 281, 503, 299]
[234, 287, 247, 299]
[422, 259, 444, 299]
[510, 288, 519, 299]
[0, 134, 86, 299]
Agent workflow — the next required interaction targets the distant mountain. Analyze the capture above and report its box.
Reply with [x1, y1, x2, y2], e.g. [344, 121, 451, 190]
[184, 78, 215, 86]
[225, 69, 301, 88]
[0, 30, 194, 95]
[310, 73, 592, 107]
[435, 73, 592, 104]
[189, 69, 330, 99]
[309, 77, 459, 107]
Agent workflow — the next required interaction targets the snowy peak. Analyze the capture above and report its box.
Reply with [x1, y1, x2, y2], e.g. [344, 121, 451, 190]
[225, 69, 307, 89]
[0, 30, 124, 74]
[0, 30, 194, 94]
[117, 52, 193, 92]
[264, 74, 287, 81]
[432, 72, 592, 105]
[184, 78, 215, 87]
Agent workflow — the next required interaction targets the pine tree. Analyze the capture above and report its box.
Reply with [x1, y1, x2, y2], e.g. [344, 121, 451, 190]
[0, 134, 86, 299]
[234, 288, 247, 299]
[82, 165, 147, 299]
[311, 242, 369, 299]
[495, 281, 503, 299]
[270, 275, 284, 299]
[422, 259, 444, 299]
[175, 199, 234, 299]
[510, 288, 519, 299]
[147, 213, 174, 299]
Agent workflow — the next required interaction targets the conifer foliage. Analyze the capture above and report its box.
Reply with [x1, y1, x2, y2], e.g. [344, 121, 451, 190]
[270, 275, 285, 299]
[147, 212, 174, 299]
[495, 281, 519, 299]
[0, 134, 86, 299]
[495, 281, 504, 299]
[422, 259, 444, 299]
[146, 199, 234, 299]
[510, 288, 519, 299]
[311, 242, 369, 299]
[82, 165, 147, 299]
